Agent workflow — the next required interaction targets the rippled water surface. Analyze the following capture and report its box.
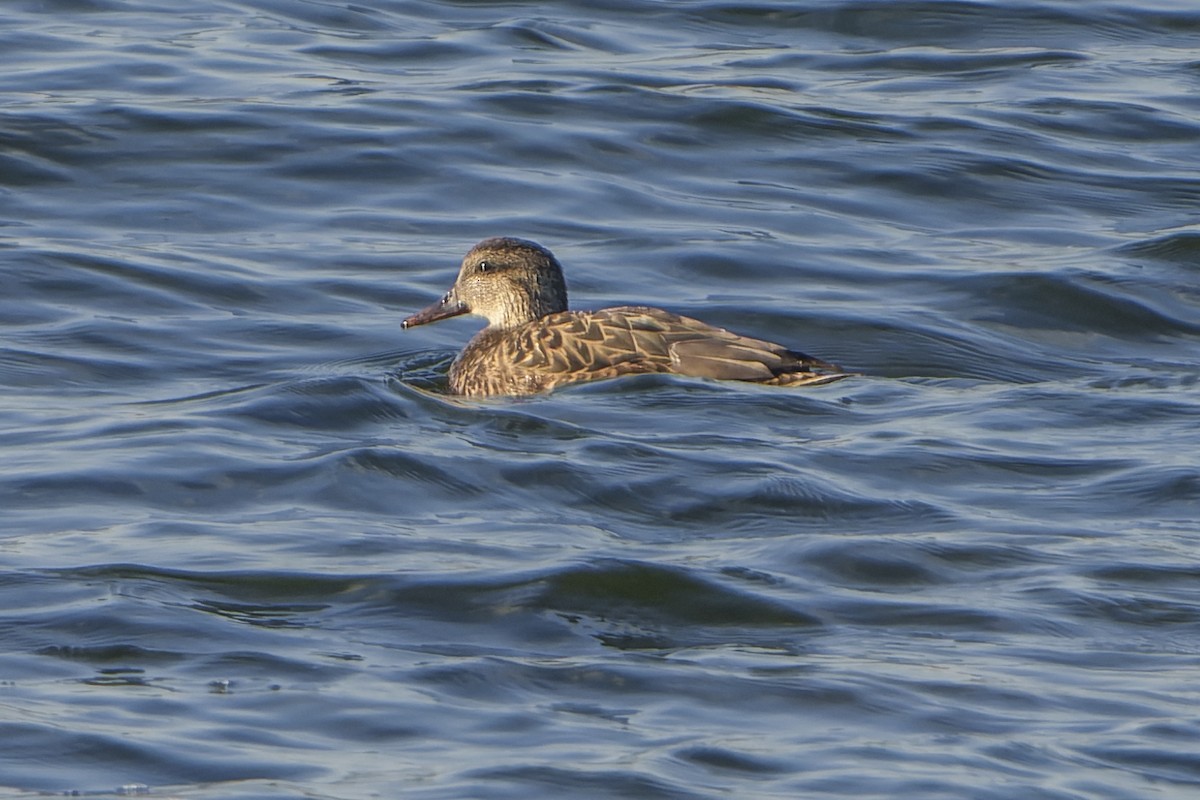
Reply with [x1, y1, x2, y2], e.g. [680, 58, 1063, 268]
[3, 1, 1199, 798]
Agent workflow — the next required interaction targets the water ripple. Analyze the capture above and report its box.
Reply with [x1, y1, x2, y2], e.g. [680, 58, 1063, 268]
[4, 0, 1200, 797]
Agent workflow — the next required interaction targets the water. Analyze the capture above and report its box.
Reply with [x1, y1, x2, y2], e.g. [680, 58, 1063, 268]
[2, 1, 1199, 798]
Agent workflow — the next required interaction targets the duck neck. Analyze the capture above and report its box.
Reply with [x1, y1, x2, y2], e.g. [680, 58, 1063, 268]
[486, 293, 565, 330]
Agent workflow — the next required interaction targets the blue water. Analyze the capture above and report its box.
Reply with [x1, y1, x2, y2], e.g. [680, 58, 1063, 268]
[2, 1, 1199, 798]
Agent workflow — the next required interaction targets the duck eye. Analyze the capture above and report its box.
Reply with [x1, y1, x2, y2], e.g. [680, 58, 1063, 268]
[477, 260, 491, 273]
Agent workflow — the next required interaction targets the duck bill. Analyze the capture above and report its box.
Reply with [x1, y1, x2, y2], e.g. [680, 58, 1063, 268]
[402, 293, 469, 329]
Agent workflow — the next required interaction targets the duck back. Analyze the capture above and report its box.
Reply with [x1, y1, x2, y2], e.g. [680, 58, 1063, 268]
[448, 306, 848, 397]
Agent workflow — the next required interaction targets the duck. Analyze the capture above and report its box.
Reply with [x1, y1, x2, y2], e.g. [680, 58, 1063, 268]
[402, 237, 852, 397]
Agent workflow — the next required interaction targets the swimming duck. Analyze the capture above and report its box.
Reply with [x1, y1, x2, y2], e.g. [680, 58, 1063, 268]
[402, 237, 851, 397]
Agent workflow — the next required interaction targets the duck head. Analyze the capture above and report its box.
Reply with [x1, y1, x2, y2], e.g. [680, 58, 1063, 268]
[402, 237, 569, 331]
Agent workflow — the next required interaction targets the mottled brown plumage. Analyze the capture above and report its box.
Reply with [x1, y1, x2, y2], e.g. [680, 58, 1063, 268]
[402, 238, 851, 397]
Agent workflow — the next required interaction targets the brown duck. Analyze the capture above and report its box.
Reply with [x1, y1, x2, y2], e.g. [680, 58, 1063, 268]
[402, 237, 851, 397]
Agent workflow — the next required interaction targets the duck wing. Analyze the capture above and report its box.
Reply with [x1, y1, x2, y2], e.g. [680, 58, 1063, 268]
[452, 306, 848, 396]
[532, 306, 844, 382]
[512, 306, 671, 375]
[666, 337, 785, 380]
